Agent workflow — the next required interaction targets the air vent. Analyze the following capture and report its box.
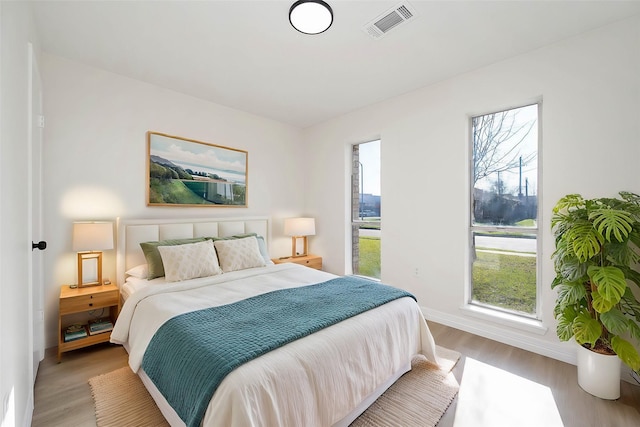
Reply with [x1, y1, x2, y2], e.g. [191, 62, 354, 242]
[363, 2, 417, 39]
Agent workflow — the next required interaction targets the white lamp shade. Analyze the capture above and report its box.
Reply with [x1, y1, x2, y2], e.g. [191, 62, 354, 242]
[284, 217, 316, 237]
[289, 0, 333, 35]
[72, 222, 114, 251]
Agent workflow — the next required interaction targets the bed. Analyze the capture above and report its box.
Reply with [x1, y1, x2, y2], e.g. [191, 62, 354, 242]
[111, 217, 439, 427]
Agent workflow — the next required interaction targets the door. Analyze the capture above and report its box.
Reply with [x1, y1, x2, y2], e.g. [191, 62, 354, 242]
[28, 42, 45, 384]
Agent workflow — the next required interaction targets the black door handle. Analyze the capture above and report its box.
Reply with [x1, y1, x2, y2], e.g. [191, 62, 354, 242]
[32, 241, 47, 251]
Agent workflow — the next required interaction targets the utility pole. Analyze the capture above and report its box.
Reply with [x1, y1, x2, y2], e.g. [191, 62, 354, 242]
[518, 156, 523, 198]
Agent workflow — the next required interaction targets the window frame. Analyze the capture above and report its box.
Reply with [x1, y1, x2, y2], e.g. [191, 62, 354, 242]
[351, 140, 381, 279]
[467, 102, 542, 321]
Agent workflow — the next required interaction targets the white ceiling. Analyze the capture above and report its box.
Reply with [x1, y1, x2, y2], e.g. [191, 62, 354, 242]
[32, 0, 640, 128]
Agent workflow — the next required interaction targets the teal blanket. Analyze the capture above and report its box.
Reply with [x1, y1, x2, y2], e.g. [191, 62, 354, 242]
[142, 276, 415, 427]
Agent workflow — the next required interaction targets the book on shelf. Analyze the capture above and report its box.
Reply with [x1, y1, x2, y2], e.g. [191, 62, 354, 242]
[88, 318, 113, 335]
[64, 324, 87, 342]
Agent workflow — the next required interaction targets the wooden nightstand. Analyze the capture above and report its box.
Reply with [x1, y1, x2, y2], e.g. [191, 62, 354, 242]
[58, 283, 120, 361]
[272, 254, 322, 270]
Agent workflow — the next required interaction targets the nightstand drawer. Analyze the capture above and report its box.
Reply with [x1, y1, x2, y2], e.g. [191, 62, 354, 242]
[298, 257, 322, 270]
[60, 290, 118, 314]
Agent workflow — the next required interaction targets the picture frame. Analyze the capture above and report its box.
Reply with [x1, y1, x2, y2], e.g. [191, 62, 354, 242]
[147, 132, 248, 207]
[77, 252, 102, 288]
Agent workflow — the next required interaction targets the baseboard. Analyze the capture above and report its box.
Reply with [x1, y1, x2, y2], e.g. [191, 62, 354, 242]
[423, 307, 575, 365]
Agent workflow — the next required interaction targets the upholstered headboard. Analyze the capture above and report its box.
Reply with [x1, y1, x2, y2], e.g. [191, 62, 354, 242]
[116, 217, 270, 286]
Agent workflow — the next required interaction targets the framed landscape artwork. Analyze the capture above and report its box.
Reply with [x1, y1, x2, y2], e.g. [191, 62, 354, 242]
[147, 132, 248, 207]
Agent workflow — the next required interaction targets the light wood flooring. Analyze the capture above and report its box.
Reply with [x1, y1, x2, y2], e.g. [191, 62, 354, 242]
[429, 323, 640, 427]
[32, 322, 640, 426]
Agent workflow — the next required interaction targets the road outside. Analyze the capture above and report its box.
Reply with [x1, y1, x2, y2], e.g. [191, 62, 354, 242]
[359, 229, 536, 253]
[476, 235, 536, 253]
[359, 229, 379, 238]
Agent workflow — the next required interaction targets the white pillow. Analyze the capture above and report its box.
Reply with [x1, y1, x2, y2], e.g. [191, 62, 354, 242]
[125, 263, 149, 279]
[254, 235, 274, 265]
[213, 236, 267, 273]
[157, 240, 222, 282]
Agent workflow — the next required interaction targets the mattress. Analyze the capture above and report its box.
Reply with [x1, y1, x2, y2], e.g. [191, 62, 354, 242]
[112, 263, 438, 426]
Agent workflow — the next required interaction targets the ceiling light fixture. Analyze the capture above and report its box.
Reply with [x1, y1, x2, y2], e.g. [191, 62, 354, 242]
[289, 0, 333, 35]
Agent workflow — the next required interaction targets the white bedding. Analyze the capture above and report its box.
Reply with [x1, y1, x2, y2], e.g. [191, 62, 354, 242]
[120, 275, 167, 301]
[111, 263, 438, 427]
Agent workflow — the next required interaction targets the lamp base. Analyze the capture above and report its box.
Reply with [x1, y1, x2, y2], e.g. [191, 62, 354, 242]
[77, 251, 103, 288]
[290, 236, 309, 258]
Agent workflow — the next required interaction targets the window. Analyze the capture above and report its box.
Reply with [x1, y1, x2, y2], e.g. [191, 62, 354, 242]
[351, 140, 381, 279]
[470, 104, 539, 317]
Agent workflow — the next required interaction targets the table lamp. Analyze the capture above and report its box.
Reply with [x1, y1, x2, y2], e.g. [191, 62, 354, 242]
[284, 217, 315, 258]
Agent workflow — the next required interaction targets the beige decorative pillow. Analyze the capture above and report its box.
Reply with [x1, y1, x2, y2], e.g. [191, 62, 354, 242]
[140, 237, 208, 279]
[213, 236, 267, 273]
[157, 240, 222, 282]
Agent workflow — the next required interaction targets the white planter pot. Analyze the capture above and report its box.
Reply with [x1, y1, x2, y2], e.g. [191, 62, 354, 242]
[576, 342, 621, 400]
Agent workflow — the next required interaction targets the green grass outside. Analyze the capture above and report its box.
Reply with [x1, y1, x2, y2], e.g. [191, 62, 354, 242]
[358, 236, 536, 314]
[358, 236, 381, 279]
[472, 250, 536, 314]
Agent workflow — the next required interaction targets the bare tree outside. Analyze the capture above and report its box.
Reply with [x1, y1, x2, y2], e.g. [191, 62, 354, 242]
[472, 105, 538, 226]
[472, 109, 536, 191]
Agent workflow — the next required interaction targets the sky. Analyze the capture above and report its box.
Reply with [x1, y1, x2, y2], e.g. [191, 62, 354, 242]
[359, 139, 381, 196]
[473, 104, 538, 196]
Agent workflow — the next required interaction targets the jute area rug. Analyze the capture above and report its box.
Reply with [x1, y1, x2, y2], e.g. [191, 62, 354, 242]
[89, 346, 460, 427]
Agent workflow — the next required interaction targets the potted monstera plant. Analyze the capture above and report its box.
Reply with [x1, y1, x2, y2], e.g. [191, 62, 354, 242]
[551, 192, 640, 399]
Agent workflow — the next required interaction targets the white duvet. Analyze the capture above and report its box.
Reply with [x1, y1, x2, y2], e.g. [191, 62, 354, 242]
[111, 263, 438, 427]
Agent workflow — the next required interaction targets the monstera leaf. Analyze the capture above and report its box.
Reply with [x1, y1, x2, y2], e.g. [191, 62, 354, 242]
[629, 319, 640, 341]
[572, 310, 602, 347]
[589, 209, 633, 243]
[554, 281, 586, 310]
[568, 221, 603, 262]
[600, 308, 630, 336]
[611, 336, 640, 371]
[555, 306, 578, 342]
[552, 194, 584, 214]
[588, 266, 627, 312]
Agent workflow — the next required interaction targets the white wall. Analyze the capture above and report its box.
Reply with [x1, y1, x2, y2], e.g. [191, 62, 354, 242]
[303, 16, 640, 364]
[41, 55, 306, 348]
[1, 2, 41, 426]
